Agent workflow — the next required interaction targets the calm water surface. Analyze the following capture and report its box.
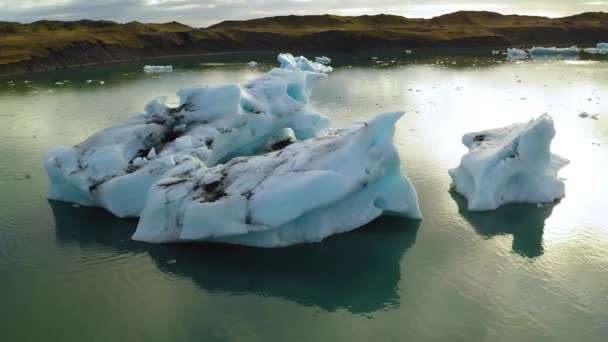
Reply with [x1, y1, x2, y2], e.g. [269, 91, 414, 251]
[1, 51, 607, 341]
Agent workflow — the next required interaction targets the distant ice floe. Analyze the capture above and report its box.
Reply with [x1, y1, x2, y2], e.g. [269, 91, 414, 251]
[584, 43, 608, 55]
[278, 53, 333, 73]
[315, 56, 332, 65]
[529, 46, 579, 58]
[247, 61, 258, 67]
[449, 114, 569, 211]
[143, 65, 173, 73]
[44, 53, 420, 246]
[507, 48, 528, 59]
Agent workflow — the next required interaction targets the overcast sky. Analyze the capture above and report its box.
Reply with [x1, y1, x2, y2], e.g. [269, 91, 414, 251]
[0, 0, 606, 27]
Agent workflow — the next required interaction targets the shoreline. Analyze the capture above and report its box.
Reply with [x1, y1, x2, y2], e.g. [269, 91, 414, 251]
[0, 50, 273, 78]
[1, 43, 603, 78]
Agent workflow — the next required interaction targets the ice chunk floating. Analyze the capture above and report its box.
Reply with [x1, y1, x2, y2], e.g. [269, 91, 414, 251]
[584, 43, 608, 55]
[45, 54, 419, 247]
[315, 56, 332, 65]
[278, 53, 333, 73]
[449, 114, 569, 211]
[507, 48, 527, 59]
[529, 46, 579, 57]
[143, 65, 173, 73]
[133, 112, 421, 247]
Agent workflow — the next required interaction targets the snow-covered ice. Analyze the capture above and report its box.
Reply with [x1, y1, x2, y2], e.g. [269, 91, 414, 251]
[247, 61, 258, 67]
[132, 111, 421, 246]
[584, 43, 608, 55]
[45, 54, 330, 218]
[507, 48, 527, 59]
[449, 114, 569, 211]
[279, 53, 333, 73]
[143, 65, 173, 73]
[529, 46, 579, 57]
[315, 56, 331, 65]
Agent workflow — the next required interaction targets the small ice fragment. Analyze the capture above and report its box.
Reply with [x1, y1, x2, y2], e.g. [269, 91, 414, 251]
[315, 56, 331, 65]
[507, 48, 527, 59]
[143, 65, 173, 73]
[247, 61, 258, 67]
[584, 43, 608, 54]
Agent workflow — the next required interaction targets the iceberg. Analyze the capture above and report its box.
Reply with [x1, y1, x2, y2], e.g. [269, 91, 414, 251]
[529, 46, 579, 57]
[278, 53, 333, 73]
[45, 53, 420, 247]
[507, 48, 527, 59]
[143, 65, 173, 73]
[132, 111, 421, 246]
[449, 114, 569, 211]
[247, 61, 258, 67]
[584, 43, 608, 55]
[315, 56, 332, 65]
[45, 54, 331, 218]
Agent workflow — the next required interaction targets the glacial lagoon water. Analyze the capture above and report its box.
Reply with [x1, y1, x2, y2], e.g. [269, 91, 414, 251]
[1, 51, 607, 341]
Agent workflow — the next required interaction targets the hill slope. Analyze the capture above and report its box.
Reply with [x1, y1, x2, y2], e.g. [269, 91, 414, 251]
[1, 11, 607, 75]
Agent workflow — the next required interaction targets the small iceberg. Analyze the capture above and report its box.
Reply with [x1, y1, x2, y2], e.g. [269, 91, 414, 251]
[143, 65, 173, 73]
[315, 56, 331, 65]
[247, 61, 258, 67]
[584, 43, 608, 55]
[507, 48, 527, 59]
[132, 112, 421, 246]
[449, 114, 569, 211]
[529, 46, 579, 57]
[279, 53, 332, 73]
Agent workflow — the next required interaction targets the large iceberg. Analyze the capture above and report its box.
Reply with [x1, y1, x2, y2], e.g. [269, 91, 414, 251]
[45, 55, 331, 218]
[45, 54, 421, 247]
[449, 114, 569, 211]
[506, 48, 527, 59]
[132, 111, 421, 247]
[584, 43, 608, 55]
[143, 65, 173, 73]
[529, 46, 579, 57]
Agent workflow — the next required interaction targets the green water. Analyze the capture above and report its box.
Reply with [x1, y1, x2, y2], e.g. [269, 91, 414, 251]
[1, 51, 607, 341]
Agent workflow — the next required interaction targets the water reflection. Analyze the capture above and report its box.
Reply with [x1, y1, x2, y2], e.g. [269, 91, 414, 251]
[451, 192, 554, 258]
[50, 200, 420, 313]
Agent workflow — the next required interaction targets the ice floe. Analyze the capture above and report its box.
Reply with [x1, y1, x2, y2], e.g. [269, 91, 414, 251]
[584, 43, 608, 55]
[279, 53, 333, 73]
[529, 46, 579, 57]
[507, 48, 527, 59]
[132, 111, 421, 246]
[315, 56, 332, 65]
[143, 65, 173, 73]
[247, 61, 258, 67]
[449, 114, 569, 211]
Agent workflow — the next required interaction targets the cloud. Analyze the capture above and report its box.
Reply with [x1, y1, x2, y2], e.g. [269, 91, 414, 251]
[0, 0, 604, 27]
